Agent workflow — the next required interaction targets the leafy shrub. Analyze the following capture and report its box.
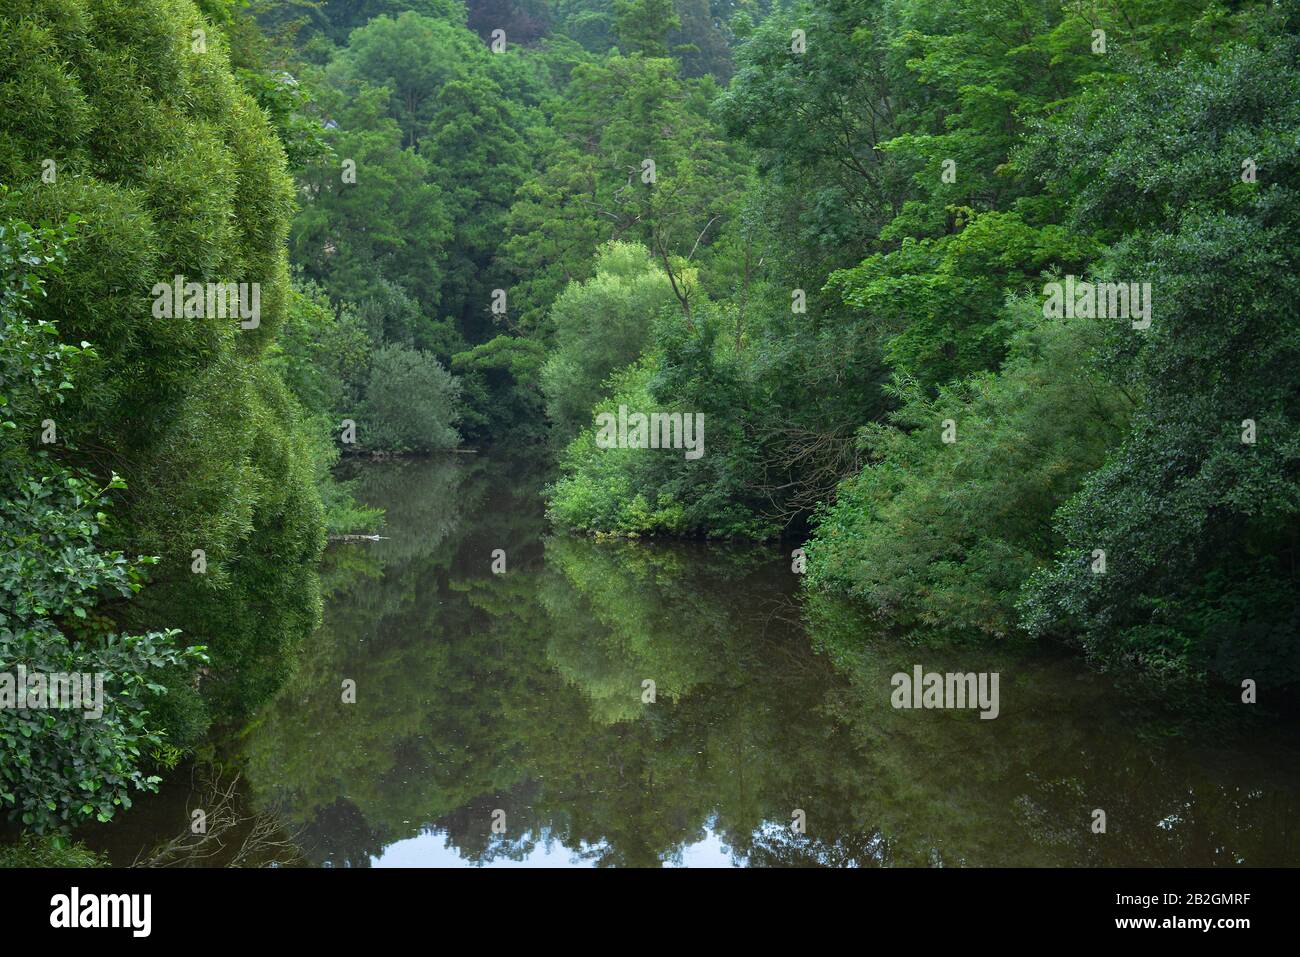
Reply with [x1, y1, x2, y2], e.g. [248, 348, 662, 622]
[547, 347, 776, 540]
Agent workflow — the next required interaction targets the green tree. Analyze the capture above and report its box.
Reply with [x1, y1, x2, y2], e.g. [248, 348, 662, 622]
[451, 334, 547, 442]
[1020, 32, 1300, 686]
[331, 11, 484, 148]
[291, 84, 452, 313]
[498, 52, 744, 331]
[804, 304, 1130, 640]
[423, 72, 538, 338]
[613, 0, 680, 57]
[541, 242, 678, 442]
[361, 344, 462, 451]
[0, 0, 324, 725]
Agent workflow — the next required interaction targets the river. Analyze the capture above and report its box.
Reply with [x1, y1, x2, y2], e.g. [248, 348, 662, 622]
[85, 453, 1300, 867]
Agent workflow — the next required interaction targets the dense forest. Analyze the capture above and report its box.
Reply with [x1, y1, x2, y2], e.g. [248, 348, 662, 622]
[1, 0, 1297, 865]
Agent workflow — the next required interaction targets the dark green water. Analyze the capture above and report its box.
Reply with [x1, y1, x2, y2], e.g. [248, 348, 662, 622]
[89, 454, 1300, 867]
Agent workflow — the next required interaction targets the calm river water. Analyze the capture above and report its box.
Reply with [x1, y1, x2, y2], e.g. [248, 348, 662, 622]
[87, 454, 1300, 866]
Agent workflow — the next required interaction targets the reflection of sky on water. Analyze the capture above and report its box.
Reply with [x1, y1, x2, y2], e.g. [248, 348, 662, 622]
[372, 827, 736, 868]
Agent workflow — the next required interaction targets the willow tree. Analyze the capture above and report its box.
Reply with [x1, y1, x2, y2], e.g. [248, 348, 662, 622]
[0, 0, 324, 725]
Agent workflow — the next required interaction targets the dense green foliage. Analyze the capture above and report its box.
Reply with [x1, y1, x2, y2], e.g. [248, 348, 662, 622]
[540, 242, 677, 442]
[0, 217, 205, 834]
[0, 0, 331, 737]
[543, 0, 1299, 695]
[4, 0, 1298, 861]
[0, 0, 329, 845]
[1017, 36, 1300, 684]
[806, 305, 1130, 640]
[361, 343, 462, 450]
